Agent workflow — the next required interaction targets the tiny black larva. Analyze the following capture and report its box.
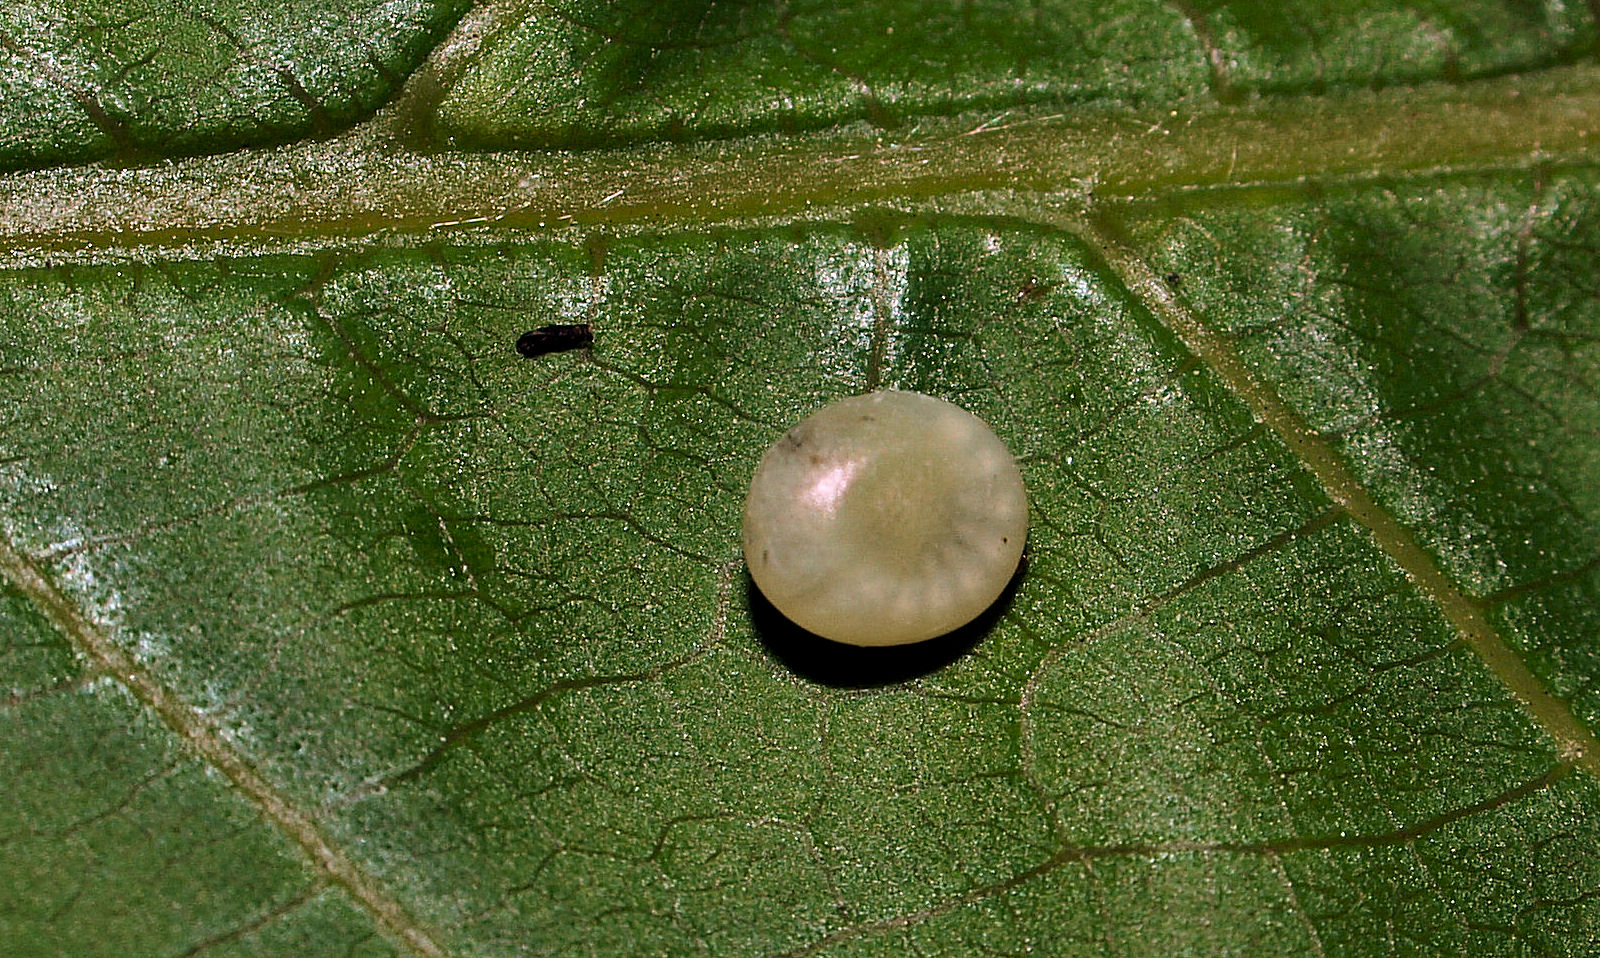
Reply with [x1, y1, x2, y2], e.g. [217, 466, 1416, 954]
[516, 323, 594, 358]
[742, 390, 1028, 647]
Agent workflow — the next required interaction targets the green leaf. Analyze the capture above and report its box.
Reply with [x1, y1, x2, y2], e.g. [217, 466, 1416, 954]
[430, 0, 1600, 149]
[2, 3, 1600, 956]
[0, 0, 470, 170]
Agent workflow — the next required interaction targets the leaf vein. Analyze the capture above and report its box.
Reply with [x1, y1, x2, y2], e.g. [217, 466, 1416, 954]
[0, 531, 455, 958]
[1073, 211, 1600, 779]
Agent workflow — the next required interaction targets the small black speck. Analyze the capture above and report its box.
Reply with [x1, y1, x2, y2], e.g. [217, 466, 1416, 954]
[1165, 273, 1183, 288]
[516, 323, 593, 358]
[1001, 537, 1008, 544]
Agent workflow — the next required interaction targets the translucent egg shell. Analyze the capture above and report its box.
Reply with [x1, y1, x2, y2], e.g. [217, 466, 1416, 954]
[743, 390, 1028, 646]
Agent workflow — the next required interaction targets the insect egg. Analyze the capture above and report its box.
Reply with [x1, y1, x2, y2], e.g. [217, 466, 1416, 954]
[743, 390, 1028, 647]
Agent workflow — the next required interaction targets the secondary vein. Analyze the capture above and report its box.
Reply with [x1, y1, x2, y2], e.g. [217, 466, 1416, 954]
[1071, 211, 1600, 781]
[0, 531, 454, 958]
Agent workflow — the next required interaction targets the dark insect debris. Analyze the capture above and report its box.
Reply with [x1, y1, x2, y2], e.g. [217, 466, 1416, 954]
[516, 323, 594, 358]
[1016, 277, 1056, 303]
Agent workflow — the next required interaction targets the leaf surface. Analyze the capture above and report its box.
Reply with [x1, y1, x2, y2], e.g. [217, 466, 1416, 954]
[2, 2, 1599, 956]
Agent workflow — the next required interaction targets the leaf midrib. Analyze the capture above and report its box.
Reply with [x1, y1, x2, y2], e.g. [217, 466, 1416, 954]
[0, 63, 1595, 266]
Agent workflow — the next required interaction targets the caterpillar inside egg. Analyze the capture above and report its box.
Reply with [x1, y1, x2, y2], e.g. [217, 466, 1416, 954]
[743, 390, 1028, 647]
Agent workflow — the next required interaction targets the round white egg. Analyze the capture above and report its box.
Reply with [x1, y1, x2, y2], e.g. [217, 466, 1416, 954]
[743, 390, 1028, 647]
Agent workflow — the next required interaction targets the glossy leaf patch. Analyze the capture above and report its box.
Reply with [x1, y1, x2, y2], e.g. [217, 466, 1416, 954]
[4, 213, 1600, 954]
[3, 2, 1600, 956]
[0, 0, 470, 170]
